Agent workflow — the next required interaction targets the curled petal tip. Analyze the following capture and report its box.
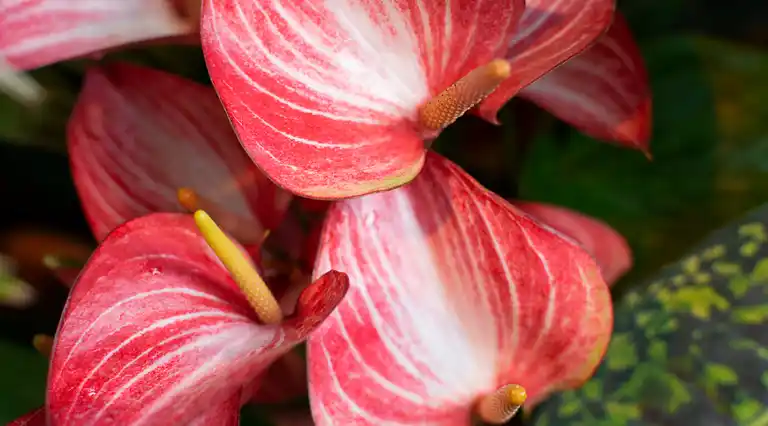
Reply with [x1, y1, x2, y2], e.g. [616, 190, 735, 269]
[289, 270, 349, 338]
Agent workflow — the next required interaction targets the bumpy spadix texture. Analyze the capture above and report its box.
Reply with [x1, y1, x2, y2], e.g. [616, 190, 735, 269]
[0, 0, 192, 71]
[46, 213, 349, 426]
[68, 63, 291, 241]
[308, 153, 613, 424]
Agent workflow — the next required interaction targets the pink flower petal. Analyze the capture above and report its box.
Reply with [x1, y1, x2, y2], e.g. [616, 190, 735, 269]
[517, 13, 652, 149]
[308, 152, 613, 424]
[513, 201, 633, 286]
[0, 0, 192, 70]
[188, 394, 241, 426]
[68, 63, 291, 241]
[47, 213, 348, 425]
[200, 0, 524, 199]
[7, 407, 46, 426]
[476, 0, 614, 123]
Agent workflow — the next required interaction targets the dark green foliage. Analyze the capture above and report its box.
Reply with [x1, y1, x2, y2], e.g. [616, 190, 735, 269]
[534, 204, 768, 425]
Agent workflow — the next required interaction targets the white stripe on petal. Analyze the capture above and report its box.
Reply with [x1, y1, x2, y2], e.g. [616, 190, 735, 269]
[309, 153, 612, 424]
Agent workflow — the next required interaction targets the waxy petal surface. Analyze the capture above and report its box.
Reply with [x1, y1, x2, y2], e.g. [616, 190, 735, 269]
[201, 0, 524, 199]
[518, 13, 652, 148]
[476, 0, 614, 122]
[69, 63, 291, 241]
[513, 201, 632, 286]
[309, 153, 612, 424]
[0, 0, 191, 70]
[188, 394, 241, 426]
[47, 213, 348, 426]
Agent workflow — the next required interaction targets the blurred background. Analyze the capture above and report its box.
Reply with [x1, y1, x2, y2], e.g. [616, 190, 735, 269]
[0, 0, 766, 424]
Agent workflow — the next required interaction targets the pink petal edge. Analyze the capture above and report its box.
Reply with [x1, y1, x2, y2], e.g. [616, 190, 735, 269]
[518, 13, 652, 149]
[0, 0, 192, 70]
[513, 201, 633, 286]
[308, 152, 613, 425]
[68, 63, 291, 241]
[201, 0, 524, 199]
[47, 213, 348, 425]
[476, 0, 615, 123]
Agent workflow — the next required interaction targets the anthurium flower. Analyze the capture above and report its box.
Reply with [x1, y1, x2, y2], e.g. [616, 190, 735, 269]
[40, 212, 348, 425]
[513, 201, 633, 285]
[0, 0, 200, 72]
[200, 0, 652, 199]
[308, 152, 613, 424]
[66, 62, 332, 404]
[68, 62, 291, 243]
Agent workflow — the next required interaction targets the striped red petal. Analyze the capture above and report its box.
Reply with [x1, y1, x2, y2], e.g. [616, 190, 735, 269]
[68, 63, 291, 241]
[308, 152, 613, 424]
[518, 13, 652, 149]
[513, 201, 633, 286]
[188, 394, 241, 426]
[476, 0, 614, 123]
[200, 0, 524, 199]
[0, 0, 192, 70]
[47, 213, 348, 426]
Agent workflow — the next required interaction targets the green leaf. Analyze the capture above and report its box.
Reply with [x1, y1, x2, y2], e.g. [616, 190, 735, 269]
[0, 340, 47, 423]
[533, 203, 768, 425]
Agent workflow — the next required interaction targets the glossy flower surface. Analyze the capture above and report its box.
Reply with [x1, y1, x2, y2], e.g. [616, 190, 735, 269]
[202, 0, 653, 199]
[308, 153, 613, 424]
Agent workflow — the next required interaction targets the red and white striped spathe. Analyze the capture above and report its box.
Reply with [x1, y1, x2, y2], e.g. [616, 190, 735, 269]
[44, 213, 348, 425]
[199, 0, 525, 199]
[0, 0, 192, 70]
[68, 63, 291, 241]
[308, 153, 613, 424]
